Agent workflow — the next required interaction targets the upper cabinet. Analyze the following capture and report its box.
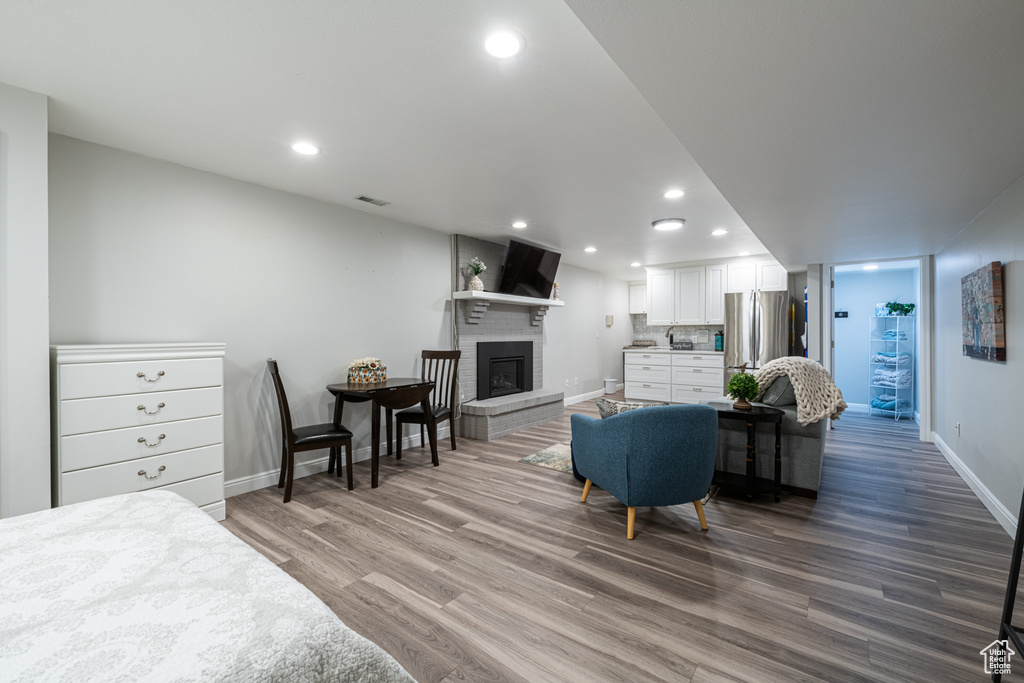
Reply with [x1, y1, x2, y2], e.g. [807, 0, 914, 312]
[628, 284, 647, 314]
[726, 258, 788, 292]
[646, 266, 722, 326]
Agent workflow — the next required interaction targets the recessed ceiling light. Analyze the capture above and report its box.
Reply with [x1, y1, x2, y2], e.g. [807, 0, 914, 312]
[863, 264, 879, 270]
[630, 262, 642, 267]
[512, 221, 527, 229]
[711, 229, 728, 236]
[291, 141, 320, 155]
[663, 189, 685, 199]
[584, 246, 597, 253]
[485, 30, 525, 58]
[739, 251, 751, 257]
[652, 218, 685, 231]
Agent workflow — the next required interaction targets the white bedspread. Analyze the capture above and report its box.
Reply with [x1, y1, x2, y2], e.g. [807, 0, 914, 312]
[0, 491, 414, 683]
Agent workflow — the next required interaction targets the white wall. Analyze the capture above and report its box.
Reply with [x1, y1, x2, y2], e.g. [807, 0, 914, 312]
[934, 174, 1024, 534]
[48, 135, 453, 490]
[543, 263, 632, 402]
[833, 269, 916, 406]
[0, 82, 51, 518]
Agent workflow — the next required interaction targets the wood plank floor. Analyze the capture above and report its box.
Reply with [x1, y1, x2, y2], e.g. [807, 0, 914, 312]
[223, 397, 1014, 682]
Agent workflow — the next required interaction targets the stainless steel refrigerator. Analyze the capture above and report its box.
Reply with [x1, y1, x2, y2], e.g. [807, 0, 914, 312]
[723, 290, 790, 390]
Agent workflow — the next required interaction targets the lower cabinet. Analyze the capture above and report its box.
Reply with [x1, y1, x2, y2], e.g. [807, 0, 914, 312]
[624, 352, 724, 403]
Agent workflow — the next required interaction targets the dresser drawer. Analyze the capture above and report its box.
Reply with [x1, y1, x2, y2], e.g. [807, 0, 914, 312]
[60, 387, 223, 436]
[59, 357, 223, 400]
[671, 354, 724, 368]
[672, 386, 718, 404]
[624, 352, 672, 366]
[59, 444, 223, 505]
[60, 415, 224, 472]
[624, 381, 672, 402]
[161, 473, 225, 509]
[671, 366, 724, 388]
[625, 364, 672, 383]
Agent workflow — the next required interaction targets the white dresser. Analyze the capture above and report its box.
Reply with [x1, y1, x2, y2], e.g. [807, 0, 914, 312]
[50, 343, 226, 520]
[624, 349, 725, 404]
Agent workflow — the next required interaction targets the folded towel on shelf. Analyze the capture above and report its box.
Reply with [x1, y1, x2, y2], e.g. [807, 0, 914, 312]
[870, 352, 912, 365]
[871, 396, 910, 411]
[882, 330, 908, 340]
[872, 368, 912, 388]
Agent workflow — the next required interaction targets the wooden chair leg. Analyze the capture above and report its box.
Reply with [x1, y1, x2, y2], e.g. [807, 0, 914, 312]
[448, 416, 457, 450]
[581, 479, 593, 503]
[396, 423, 403, 461]
[345, 440, 353, 491]
[328, 446, 336, 474]
[420, 424, 425, 448]
[627, 507, 636, 540]
[277, 444, 288, 489]
[283, 446, 296, 503]
[693, 500, 708, 531]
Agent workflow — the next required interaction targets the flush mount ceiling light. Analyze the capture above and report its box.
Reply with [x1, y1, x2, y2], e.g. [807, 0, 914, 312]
[512, 221, 527, 229]
[584, 246, 597, 253]
[739, 251, 751, 257]
[485, 30, 525, 58]
[663, 189, 685, 199]
[863, 264, 879, 270]
[711, 228, 728, 236]
[630, 262, 642, 267]
[652, 218, 685, 231]
[291, 141, 321, 155]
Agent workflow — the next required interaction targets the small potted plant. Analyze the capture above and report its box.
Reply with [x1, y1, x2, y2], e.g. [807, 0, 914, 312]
[727, 371, 760, 411]
[464, 257, 486, 291]
[884, 298, 916, 316]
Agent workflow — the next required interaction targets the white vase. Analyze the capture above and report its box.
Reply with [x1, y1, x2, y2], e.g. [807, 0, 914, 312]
[468, 275, 484, 291]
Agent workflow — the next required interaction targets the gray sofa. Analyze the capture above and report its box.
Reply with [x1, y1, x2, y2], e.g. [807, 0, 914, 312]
[701, 376, 827, 496]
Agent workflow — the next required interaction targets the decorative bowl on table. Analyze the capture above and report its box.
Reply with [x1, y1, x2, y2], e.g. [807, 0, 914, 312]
[347, 357, 387, 384]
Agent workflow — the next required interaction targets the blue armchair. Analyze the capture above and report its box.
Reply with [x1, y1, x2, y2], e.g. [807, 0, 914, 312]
[571, 404, 718, 539]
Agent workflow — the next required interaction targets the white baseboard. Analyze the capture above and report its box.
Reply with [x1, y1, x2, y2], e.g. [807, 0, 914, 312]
[844, 402, 869, 413]
[565, 388, 609, 405]
[224, 427, 449, 499]
[932, 431, 1016, 536]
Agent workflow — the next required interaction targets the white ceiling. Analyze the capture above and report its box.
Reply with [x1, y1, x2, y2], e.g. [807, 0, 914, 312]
[0, 0, 767, 281]
[564, 0, 1024, 269]
[2, 2, 1022, 278]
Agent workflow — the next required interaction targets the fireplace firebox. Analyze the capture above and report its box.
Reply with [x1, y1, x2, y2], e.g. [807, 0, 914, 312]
[477, 341, 533, 400]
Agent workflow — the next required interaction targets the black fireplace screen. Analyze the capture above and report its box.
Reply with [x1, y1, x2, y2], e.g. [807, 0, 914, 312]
[477, 341, 533, 400]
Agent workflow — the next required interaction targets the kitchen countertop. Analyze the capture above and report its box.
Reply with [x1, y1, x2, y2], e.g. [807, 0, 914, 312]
[623, 346, 723, 354]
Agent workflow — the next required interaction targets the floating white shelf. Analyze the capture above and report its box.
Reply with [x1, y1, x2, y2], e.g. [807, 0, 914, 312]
[452, 290, 563, 326]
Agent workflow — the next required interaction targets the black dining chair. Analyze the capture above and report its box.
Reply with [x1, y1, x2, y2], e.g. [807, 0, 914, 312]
[395, 350, 461, 457]
[366, 382, 437, 487]
[267, 359, 354, 503]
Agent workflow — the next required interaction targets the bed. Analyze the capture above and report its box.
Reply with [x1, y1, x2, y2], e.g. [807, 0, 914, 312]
[0, 490, 414, 682]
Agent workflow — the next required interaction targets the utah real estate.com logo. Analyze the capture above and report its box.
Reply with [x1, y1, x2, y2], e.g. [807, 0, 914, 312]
[981, 639, 1015, 675]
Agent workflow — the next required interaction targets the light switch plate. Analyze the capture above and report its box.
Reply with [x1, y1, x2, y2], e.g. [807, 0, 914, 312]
[605, 315, 613, 326]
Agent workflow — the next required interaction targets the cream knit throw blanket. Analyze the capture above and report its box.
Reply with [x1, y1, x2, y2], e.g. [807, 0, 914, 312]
[754, 356, 847, 425]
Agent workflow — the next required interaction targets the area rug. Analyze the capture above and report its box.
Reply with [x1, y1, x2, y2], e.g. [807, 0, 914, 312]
[520, 441, 573, 473]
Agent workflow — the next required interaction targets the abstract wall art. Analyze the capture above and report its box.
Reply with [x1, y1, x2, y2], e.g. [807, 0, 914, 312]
[961, 261, 1006, 361]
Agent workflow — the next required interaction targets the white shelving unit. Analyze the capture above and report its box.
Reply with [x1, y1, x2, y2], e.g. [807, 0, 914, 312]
[868, 316, 915, 420]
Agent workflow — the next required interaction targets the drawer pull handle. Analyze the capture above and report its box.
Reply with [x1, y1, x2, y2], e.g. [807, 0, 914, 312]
[138, 465, 166, 480]
[642, 384, 651, 388]
[137, 402, 166, 415]
[138, 434, 166, 447]
[137, 370, 165, 383]
[693, 356, 702, 360]
[694, 388, 702, 392]
[693, 369, 702, 373]
[642, 366, 651, 370]
[642, 355, 651, 358]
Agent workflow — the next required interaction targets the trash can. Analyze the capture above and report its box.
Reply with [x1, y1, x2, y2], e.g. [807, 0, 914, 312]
[603, 378, 617, 394]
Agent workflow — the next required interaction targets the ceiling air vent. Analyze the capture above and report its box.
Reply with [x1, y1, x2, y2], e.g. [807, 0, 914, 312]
[355, 195, 391, 207]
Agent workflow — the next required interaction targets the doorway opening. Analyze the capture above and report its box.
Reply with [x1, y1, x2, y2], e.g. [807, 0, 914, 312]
[831, 260, 921, 424]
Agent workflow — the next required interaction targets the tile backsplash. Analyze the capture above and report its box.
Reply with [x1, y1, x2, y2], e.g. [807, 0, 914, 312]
[630, 314, 723, 351]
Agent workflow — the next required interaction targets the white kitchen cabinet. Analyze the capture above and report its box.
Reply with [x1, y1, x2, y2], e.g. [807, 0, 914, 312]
[705, 264, 725, 325]
[51, 343, 227, 520]
[757, 259, 788, 291]
[624, 350, 724, 403]
[628, 284, 647, 314]
[726, 261, 756, 293]
[647, 266, 722, 325]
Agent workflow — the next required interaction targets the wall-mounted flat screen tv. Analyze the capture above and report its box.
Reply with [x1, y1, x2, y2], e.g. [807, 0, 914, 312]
[497, 239, 561, 299]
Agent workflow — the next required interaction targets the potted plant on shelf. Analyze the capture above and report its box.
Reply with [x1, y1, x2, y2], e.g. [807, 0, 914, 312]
[727, 371, 760, 411]
[464, 257, 486, 291]
[884, 298, 916, 316]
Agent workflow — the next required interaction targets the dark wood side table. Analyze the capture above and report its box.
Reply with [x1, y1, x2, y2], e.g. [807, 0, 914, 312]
[326, 378, 435, 488]
[711, 403, 784, 502]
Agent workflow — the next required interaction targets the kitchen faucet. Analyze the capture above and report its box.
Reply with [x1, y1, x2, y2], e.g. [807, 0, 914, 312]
[665, 326, 680, 344]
